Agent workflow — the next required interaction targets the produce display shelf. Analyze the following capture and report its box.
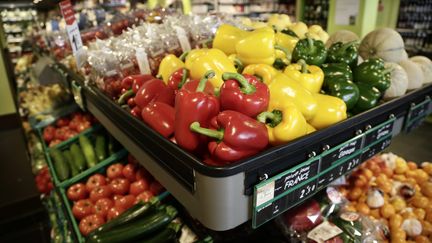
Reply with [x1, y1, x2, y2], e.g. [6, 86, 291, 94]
[62, 64, 432, 231]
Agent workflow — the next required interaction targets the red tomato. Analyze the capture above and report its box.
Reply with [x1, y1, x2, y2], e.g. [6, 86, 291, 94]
[135, 191, 154, 203]
[109, 178, 130, 195]
[72, 199, 94, 220]
[76, 121, 91, 132]
[90, 186, 112, 203]
[54, 127, 67, 141]
[135, 168, 152, 181]
[284, 200, 323, 232]
[43, 125, 55, 143]
[56, 117, 70, 127]
[107, 163, 124, 179]
[122, 164, 137, 182]
[79, 214, 105, 236]
[86, 174, 106, 192]
[93, 198, 113, 219]
[112, 194, 123, 202]
[107, 206, 125, 221]
[49, 139, 62, 147]
[115, 195, 136, 210]
[149, 181, 164, 195]
[129, 179, 149, 196]
[67, 183, 88, 201]
[325, 236, 343, 243]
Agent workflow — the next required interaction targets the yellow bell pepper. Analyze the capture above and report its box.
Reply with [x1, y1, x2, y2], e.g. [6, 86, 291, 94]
[242, 64, 278, 85]
[308, 93, 347, 130]
[283, 60, 324, 93]
[241, 18, 267, 30]
[228, 54, 244, 73]
[275, 32, 298, 53]
[184, 48, 237, 89]
[290, 22, 308, 39]
[267, 14, 292, 31]
[213, 24, 248, 55]
[257, 102, 308, 146]
[235, 27, 276, 66]
[308, 25, 329, 43]
[157, 54, 185, 83]
[306, 123, 316, 134]
[267, 73, 318, 121]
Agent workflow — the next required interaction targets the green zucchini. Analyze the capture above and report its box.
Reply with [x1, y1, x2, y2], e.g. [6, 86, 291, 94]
[50, 148, 69, 180]
[70, 143, 86, 172]
[90, 198, 159, 236]
[95, 135, 107, 162]
[135, 228, 177, 243]
[63, 150, 78, 177]
[86, 211, 174, 243]
[79, 135, 97, 167]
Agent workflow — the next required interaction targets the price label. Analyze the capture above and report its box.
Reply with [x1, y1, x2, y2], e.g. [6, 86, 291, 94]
[405, 97, 431, 133]
[364, 118, 395, 145]
[321, 134, 363, 169]
[362, 135, 392, 161]
[318, 151, 362, 189]
[59, 0, 83, 63]
[252, 157, 320, 228]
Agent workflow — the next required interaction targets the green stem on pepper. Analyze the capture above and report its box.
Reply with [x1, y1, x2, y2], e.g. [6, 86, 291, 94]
[196, 70, 215, 92]
[275, 45, 290, 59]
[337, 40, 360, 55]
[382, 68, 394, 75]
[233, 57, 244, 73]
[305, 33, 315, 53]
[117, 89, 134, 105]
[222, 72, 256, 94]
[257, 110, 283, 128]
[190, 122, 224, 141]
[177, 68, 189, 89]
[298, 59, 310, 74]
[179, 51, 189, 62]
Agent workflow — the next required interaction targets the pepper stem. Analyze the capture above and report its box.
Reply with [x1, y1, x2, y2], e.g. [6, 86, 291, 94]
[338, 40, 360, 54]
[117, 89, 134, 105]
[257, 110, 283, 128]
[297, 59, 310, 74]
[177, 68, 189, 89]
[196, 70, 215, 92]
[233, 58, 244, 73]
[275, 45, 290, 58]
[305, 33, 315, 52]
[179, 51, 189, 62]
[222, 72, 256, 94]
[190, 122, 224, 141]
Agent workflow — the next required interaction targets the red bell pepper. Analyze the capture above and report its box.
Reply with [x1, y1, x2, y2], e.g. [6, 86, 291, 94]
[130, 106, 142, 120]
[190, 110, 268, 163]
[168, 68, 189, 90]
[220, 72, 269, 118]
[141, 102, 175, 138]
[168, 68, 214, 95]
[121, 74, 154, 93]
[174, 71, 220, 152]
[134, 79, 175, 109]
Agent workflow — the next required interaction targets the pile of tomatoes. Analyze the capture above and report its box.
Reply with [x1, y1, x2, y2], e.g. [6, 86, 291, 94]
[35, 166, 53, 195]
[66, 155, 165, 236]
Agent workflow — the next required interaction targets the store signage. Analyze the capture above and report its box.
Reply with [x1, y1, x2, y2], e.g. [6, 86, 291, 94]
[405, 97, 431, 133]
[59, 0, 83, 59]
[252, 118, 396, 229]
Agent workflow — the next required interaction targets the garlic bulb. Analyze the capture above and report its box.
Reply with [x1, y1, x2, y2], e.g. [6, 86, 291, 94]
[401, 218, 422, 237]
[367, 188, 385, 208]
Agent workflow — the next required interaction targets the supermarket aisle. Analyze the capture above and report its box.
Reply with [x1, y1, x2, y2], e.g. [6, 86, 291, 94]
[388, 122, 432, 163]
[0, 127, 49, 242]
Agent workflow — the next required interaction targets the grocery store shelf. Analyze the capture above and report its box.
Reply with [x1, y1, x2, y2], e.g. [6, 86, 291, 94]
[59, 64, 432, 231]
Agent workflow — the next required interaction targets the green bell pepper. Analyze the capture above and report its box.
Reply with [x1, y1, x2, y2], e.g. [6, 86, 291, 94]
[323, 76, 359, 110]
[351, 82, 381, 114]
[353, 58, 391, 92]
[327, 41, 359, 68]
[321, 63, 353, 81]
[292, 36, 327, 66]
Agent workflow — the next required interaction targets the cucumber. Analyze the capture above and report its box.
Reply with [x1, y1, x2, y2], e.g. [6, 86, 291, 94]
[91, 198, 159, 235]
[79, 135, 97, 167]
[63, 150, 78, 177]
[50, 148, 69, 180]
[95, 135, 107, 162]
[70, 143, 86, 172]
[135, 228, 177, 243]
[86, 209, 175, 243]
[108, 134, 121, 155]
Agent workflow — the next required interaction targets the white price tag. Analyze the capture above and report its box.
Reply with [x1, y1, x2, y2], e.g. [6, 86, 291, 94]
[307, 221, 343, 243]
[174, 26, 191, 53]
[255, 181, 274, 207]
[59, 0, 83, 64]
[135, 48, 151, 75]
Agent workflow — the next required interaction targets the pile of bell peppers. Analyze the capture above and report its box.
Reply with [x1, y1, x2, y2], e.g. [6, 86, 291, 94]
[112, 23, 391, 166]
